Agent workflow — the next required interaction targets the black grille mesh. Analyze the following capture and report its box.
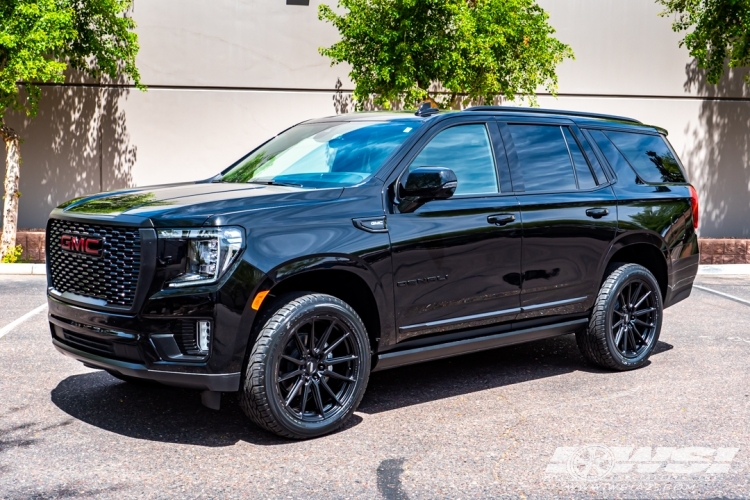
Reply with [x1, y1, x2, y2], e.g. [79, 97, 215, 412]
[47, 219, 141, 307]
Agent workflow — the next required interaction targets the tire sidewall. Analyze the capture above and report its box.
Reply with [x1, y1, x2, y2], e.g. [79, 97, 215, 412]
[603, 266, 663, 369]
[261, 298, 370, 438]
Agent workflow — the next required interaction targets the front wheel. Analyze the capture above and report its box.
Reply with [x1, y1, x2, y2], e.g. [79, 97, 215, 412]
[576, 263, 663, 371]
[239, 293, 371, 439]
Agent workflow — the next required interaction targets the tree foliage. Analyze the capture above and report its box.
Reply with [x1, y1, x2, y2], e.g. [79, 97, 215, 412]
[659, 0, 750, 84]
[0, 0, 142, 123]
[318, 0, 573, 109]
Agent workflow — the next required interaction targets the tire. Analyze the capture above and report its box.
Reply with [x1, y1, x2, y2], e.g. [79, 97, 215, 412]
[576, 263, 663, 371]
[239, 293, 371, 439]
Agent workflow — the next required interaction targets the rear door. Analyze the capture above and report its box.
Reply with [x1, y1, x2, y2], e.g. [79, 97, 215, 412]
[498, 119, 618, 319]
[387, 117, 523, 342]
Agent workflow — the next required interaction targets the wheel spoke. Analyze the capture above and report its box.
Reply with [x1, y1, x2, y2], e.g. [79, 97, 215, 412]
[325, 354, 358, 365]
[622, 325, 629, 352]
[300, 381, 310, 414]
[634, 307, 656, 316]
[281, 354, 304, 366]
[278, 369, 303, 383]
[324, 331, 351, 356]
[309, 320, 316, 353]
[634, 318, 653, 328]
[631, 326, 646, 344]
[625, 284, 632, 308]
[618, 291, 628, 312]
[627, 326, 637, 352]
[614, 325, 625, 348]
[319, 378, 343, 406]
[312, 380, 325, 417]
[284, 377, 304, 406]
[612, 318, 624, 329]
[316, 321, 337, 352]
[293, 331, 308, 356]
[323, 370, 356, 383]
[633, 290, 652, 309]
[631, 283, 643, 308]
[613, 309, 625, 316]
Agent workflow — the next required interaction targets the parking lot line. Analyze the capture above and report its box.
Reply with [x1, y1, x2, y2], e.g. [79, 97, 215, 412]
[0, 303, 47, 340]
[693, 285, 750, 308]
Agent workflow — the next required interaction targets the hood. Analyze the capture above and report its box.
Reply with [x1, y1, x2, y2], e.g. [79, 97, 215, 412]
[56, 182, 345, 227]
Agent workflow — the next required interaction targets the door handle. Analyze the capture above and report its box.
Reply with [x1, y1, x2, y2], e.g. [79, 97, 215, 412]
[487, 214, 516, 226]
[586, 208, 609, 219]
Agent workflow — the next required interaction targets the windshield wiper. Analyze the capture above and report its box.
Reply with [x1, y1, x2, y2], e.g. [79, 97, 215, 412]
[247, 180, 303, 187]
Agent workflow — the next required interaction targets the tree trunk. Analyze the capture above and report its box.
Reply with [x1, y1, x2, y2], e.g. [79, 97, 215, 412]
[0, 126, 21, 261]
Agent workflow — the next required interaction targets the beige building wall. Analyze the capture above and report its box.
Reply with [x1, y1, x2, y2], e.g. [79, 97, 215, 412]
[2, 0, 749, 237]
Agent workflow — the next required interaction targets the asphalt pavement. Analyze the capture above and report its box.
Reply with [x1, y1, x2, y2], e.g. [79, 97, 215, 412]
[0, 275, 749, 499]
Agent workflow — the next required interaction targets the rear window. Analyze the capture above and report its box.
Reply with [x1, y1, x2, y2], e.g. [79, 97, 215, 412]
[604, 131, 686, 183]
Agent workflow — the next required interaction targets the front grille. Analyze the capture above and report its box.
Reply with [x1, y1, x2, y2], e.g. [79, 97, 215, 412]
[47, 219, 141, 307]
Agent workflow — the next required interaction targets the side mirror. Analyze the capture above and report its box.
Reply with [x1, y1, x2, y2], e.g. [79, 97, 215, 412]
[399, 167, 458, 200]
[397, 167, 458, 213]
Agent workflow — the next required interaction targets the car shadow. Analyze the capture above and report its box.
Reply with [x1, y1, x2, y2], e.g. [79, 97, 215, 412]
[50, 335, 673, 447]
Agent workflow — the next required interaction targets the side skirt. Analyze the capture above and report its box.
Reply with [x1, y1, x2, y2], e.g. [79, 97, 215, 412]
[372, 318, 588, 372]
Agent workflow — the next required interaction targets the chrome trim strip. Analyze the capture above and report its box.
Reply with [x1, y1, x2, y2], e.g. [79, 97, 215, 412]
[521, 296, 587, 312]
[398, 296, 588, 333]
[399, 307, 521, 332]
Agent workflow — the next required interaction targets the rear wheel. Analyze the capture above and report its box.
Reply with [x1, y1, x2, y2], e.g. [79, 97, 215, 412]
[576, 263, 663, 371]
[240, 293, 370, 439]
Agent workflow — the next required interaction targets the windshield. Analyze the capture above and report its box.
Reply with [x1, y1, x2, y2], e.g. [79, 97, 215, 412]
[220, 120, 423, 188]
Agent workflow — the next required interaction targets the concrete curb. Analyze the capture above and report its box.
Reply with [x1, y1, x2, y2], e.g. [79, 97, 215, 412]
[0, 264, 47, 275]
[697, 264, 750, 275]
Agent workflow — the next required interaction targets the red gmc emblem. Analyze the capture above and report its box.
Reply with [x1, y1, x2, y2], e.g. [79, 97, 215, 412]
[60, 234, 103, 257]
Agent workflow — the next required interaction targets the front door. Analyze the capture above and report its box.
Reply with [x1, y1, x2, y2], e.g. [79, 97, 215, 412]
[387, 119, 523, 342]
[499, 121, 618, 319]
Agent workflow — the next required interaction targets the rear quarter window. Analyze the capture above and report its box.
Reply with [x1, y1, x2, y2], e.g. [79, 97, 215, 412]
[604, 131, 687, 183]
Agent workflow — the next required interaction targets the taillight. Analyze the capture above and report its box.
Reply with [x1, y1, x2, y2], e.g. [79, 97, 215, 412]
[689, 185, 699, 230]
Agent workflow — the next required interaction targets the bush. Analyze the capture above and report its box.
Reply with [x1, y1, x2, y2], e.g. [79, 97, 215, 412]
[1, 244, 23, 263]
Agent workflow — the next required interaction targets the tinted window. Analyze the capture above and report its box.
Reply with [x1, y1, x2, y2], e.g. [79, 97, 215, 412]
[509, 125, 577, 192]
[587, 130, 640, 184]
[563, 128, 597, 190]
[604, 131, 687, 183]
[221, 120, 422, 188]
[571, 128, 607, 184]
[410, 124, 498, 195]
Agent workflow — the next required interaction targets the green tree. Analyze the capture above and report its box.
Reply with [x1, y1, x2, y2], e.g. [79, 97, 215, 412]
[0, 0, 143, 260]
[659, 0, 750, 84]
[318, 0, 573, 109]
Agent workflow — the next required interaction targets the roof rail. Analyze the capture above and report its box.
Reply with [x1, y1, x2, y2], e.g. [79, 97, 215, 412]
[464, 106, 642, 125]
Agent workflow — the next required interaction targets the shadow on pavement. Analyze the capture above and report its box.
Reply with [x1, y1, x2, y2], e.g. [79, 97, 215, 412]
[50, 335, 673, 446]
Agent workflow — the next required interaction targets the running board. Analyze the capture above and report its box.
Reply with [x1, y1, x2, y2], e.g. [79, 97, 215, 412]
[372, 318, 588, 372]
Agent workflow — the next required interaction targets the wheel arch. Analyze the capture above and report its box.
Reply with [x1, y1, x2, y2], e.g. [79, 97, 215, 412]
[249, 255, 389, 356]
[600, 233, 669, 300]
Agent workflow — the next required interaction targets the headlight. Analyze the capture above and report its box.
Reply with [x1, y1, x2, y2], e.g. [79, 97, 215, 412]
[157, 227, 244, 288]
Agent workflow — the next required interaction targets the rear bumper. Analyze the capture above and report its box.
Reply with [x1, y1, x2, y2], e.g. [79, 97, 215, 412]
[53, 339, 240, 391]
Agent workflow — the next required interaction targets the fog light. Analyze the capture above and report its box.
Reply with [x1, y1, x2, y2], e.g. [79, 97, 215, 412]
[197, 321, 211, 353]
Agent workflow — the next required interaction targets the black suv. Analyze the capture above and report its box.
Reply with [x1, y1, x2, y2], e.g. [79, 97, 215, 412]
[47, 106, 699, 438]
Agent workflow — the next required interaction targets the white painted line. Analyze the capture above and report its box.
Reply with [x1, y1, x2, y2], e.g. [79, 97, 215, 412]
[694, 285, 750, 307]
[698, 264, 750, 275]
[0, 303, 48, 339]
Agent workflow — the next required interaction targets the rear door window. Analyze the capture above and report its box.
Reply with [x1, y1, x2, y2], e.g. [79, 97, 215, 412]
[603, 131, 687, 183]
[508, 125, 577, 192]
[562, 128, 597, 190]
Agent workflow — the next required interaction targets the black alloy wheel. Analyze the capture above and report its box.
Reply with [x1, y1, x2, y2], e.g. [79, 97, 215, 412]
[275, 315, 360, 422]
[240, 293, 370, 439]
[611, 279, 658, 359]
[576, 263, 663, 371]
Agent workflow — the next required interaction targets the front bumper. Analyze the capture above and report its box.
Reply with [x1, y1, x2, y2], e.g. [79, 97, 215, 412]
[53, 339, 240, 391]
[48, 294, 243, 392]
